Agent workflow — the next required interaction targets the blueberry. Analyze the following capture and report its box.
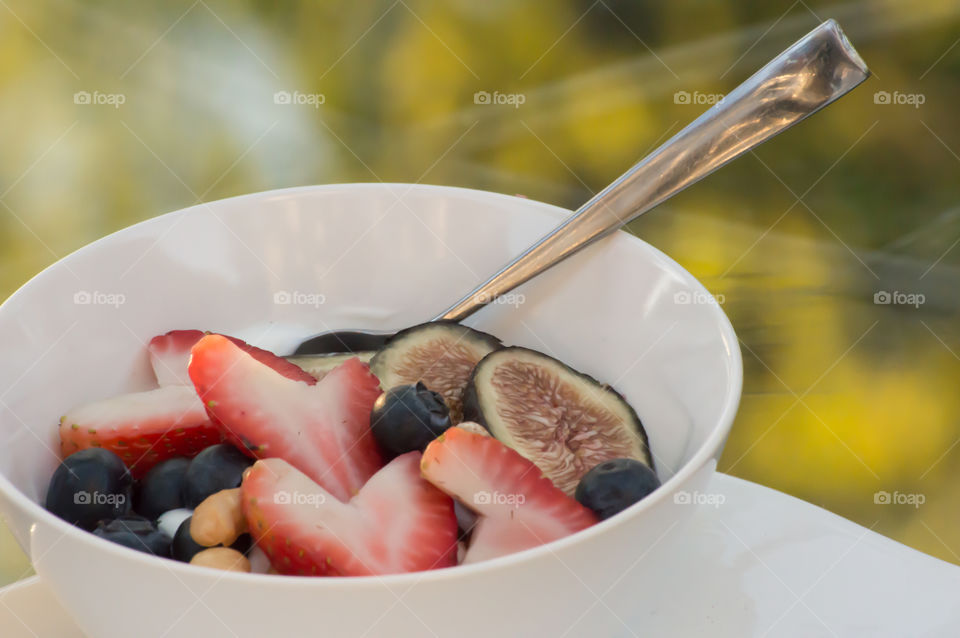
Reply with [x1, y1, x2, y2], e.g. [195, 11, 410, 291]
[574, 458, 661, 520]
[231, 533, 253, 556]
[181, 444, 253, 508]
[171, 516, 206, 562]
[92, 513, 171, 556]
[170, 517, 253, 563]
[370, 382, 452, 457]
[45, 448, 133, 530]
[136, 457, 190, 520]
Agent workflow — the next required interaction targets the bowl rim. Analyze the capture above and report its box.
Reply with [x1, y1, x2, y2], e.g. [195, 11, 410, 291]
[0, 182, 743, 587]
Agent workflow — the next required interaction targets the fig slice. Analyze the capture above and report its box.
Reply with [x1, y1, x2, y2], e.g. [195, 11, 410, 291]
[462, 346, 653, 496]
[285, 352, 374, 382]
[369, 322, 501, 422]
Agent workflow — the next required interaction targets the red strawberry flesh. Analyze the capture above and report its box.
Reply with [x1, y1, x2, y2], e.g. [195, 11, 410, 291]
[420, 426, 597, 563]
[189, 334, 383, 502]
[242, 454, 457, 576]
[148, 329, 316, 387]
[58, 385, 221, 477]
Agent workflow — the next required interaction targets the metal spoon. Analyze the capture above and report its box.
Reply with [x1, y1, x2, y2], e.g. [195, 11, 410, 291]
[294, 19, 869, 356]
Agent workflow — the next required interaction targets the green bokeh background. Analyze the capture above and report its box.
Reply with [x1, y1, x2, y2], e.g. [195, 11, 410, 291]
[2, 0, 960, 586]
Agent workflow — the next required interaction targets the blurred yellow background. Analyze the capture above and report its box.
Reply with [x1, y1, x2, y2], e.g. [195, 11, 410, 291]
[2, 0, 960, 585]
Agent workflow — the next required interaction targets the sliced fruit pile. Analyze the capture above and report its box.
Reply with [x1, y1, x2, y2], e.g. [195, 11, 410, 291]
[189, 334, 383, 502]
[45, 322, 662, 576]
[463, 346, 653, 495]
[243, 454, 457, 576]
[371, 321, 500, 422]
[421, 427, 598, 564]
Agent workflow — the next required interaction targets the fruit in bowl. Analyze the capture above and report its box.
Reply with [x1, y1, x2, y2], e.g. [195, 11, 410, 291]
[45, 323, 662, 576]
[0, 183, 741, 638]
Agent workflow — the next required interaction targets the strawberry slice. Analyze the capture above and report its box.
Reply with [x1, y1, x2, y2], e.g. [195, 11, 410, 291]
[242, 454, 457, 576]
[59, 385, 222, 478]
[189, 334, 383, 502]
[148, 329, 315, 387]
[420, 426, 598, 564]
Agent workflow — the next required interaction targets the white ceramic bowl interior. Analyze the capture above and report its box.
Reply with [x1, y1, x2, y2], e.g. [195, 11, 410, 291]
[0, 184, 741, 637]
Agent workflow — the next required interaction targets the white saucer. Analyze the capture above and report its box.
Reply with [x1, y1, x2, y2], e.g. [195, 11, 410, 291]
[0, 572, 84, 638]
[3, 473, 958, 638]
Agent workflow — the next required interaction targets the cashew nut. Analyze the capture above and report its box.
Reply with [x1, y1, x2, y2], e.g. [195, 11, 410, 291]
[190, 488, 247, 547]
[190, 547, 251, 572]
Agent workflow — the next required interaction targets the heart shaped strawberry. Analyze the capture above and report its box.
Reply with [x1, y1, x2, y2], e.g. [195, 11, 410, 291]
[242, 453, 457, 576]
[188, 334, 383, 502]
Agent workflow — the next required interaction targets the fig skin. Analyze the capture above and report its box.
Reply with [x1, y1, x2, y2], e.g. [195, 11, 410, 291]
[370, 321, 502, 422]
[463, 346, 653, 494]
[461, 374, 485, 429]
[285, 352, 374, 382]
[379, 321, 502, 354]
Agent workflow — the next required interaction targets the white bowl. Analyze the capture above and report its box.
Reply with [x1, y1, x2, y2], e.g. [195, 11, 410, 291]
[0, 184, 741, 638]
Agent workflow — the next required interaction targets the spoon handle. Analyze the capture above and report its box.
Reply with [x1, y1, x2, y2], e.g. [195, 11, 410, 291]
[437, 19, 868, 322]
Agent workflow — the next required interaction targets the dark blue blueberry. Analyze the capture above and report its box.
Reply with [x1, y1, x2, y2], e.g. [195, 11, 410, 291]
[92, 513, 171, 556]
[45, 448, 133, 530]
[170, 516, 206, 562]
[171, 518, 253, 563]
[181, 444, 253, 508]
[136, 457, 190, 520]
[370, 382, 452, 458]
[230, 533, 253, 555]
[574, 458, 660, 520]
